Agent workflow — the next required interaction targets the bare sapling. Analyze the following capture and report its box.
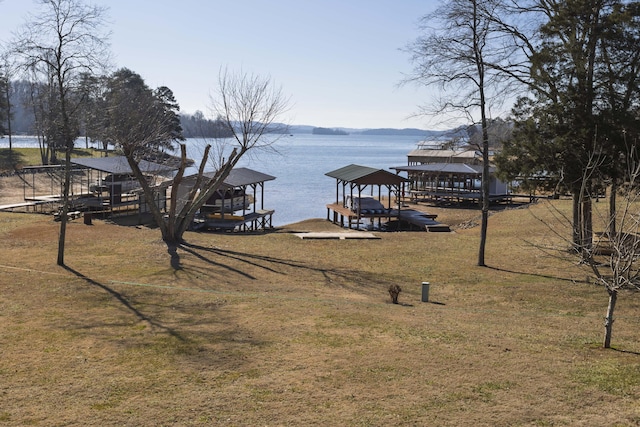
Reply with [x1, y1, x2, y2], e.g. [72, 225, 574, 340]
[585, 151, 640, 348]
[531, 147, 640, 349]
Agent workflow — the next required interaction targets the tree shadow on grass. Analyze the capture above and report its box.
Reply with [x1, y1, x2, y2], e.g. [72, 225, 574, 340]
[179, 242, 406, 298]
[181, 242, 361, 282]
[611, 347, 640, 356]
[485, 265, 579, 283]
[62, 264, 270, 368]
[180, 242, 305, 278]
[62, 264, 186, 341]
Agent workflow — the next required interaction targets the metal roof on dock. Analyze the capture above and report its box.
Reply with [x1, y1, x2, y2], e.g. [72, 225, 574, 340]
[392, 163, 496, 175]
[202, 167, 276, 187]
[325, 164, 406, 185]
[71, 156, 177, 174]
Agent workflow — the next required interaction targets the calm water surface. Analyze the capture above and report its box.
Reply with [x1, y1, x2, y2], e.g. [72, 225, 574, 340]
[214, 134, 421, 225]
[1, 134, 423, 226]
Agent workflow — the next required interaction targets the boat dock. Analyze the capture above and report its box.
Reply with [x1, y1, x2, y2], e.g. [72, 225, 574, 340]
[398, 209, 450, 232]
[326, 203, 450, 232]
[326, 203, 398, 229]
[192, 209, 275, 232]
[0, 196, 63, 213]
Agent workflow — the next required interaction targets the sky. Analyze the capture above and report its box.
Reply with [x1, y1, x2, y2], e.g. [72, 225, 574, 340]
[0, 0, 447, 130]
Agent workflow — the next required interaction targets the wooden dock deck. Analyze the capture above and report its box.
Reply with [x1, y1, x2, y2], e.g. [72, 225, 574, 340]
[0, 201, 41, 212]
[326, 203, 450, 232]
[193, 209, 275, 232]
[409, 189, 513, 205]
[293, 232, 380, 240]
[326, 203, 398, 229]
[398, 209, 450, 232]
[0, 198, 60, 213]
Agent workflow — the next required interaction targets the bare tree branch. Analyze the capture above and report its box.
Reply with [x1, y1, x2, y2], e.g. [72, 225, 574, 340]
[11, 0, 110, 266]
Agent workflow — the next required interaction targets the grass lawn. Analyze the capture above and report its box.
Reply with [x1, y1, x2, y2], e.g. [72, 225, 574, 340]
[0, 199, 639, 426]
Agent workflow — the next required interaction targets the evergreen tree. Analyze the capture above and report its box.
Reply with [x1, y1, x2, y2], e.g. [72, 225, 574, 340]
[495, 0, 640, 254]
[99, 69, 185, 159]
[153, 86, 185, 149]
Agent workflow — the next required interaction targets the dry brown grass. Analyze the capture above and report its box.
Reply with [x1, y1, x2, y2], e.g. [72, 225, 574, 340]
[1, 199, 640, 426]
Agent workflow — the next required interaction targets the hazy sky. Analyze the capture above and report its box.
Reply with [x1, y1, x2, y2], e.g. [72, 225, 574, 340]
[1, 0, 445, 130]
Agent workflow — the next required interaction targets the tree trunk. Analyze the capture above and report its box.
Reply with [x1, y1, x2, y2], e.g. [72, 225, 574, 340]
[172, 145, 212, 242]
[6, 84, 12, 150]
[176, 146, 243, 243]
[572, 192, 581, 247]
[165, 145, 188, 244]
[57, 140, 72, 266]
[478, 209, 489, 266]
[478, 108, 490, 267]
[56, 71, 74, 266]
[581, 195, 593, 261]
[50, 140, 58, 164]
[609, 181, 616, 237]
[475, 0, 490, 268]
[603, 289, 617, 348]
[123, 153, 169, 240]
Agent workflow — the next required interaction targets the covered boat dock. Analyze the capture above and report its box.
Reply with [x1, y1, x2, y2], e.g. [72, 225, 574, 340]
[70, 156, 177, 217]
[1, 157, 176, 219]
[183, 167, 276, 232]
[325, 164, 407, 230]
[392, 163, 510, 205]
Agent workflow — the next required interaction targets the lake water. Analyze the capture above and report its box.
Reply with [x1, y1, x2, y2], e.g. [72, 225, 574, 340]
[186, 134, 421, 225]
[1, 134, 423, 226]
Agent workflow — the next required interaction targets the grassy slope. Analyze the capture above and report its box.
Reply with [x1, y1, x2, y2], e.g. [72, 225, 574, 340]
[0, 200, 639, 426]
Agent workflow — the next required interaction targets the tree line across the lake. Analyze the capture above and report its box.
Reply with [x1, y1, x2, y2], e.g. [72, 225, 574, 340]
[0, 79, 234, 151]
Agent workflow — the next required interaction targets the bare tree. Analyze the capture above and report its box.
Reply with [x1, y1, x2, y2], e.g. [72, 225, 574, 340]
[533, 143, 640, 349]
[0, 46, 14, 142]
[111, 68, 289, 260]
[165, 69, 288, 243]
[404, 0, 516, 266]
[584, 144, 640, 348]
[12, 0, 110, 266]
[0, 62, 8, 138]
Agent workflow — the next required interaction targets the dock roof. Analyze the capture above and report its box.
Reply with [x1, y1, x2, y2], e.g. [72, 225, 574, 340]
[71, 156, 177, 174]
[202, 167, 276, 187]
[392, 163, 496, 175]
[325, 164, 407, 186]
[407, 149, 478, 159]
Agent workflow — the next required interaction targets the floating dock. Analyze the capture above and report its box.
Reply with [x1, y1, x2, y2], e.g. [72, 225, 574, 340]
[192, 209, 275, 232]
[326, 203, 450, 233]
[398, 209, 450, 232]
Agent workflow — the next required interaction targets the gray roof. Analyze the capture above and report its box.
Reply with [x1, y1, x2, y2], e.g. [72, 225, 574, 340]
[407, 149, 479, 159]
[391, 163, 495, 175]
[71, 156, 177, 174]
[325, 164, 407, 185]
[202, 167, 276, 187]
